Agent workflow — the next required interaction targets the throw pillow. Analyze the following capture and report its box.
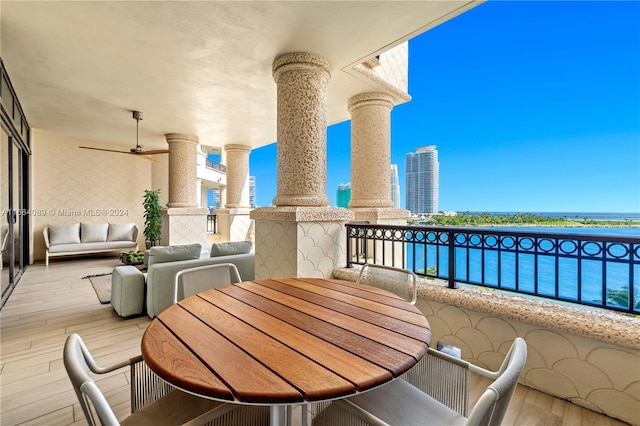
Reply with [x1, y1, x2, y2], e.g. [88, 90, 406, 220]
[210, 241, 253, 257]
[108, 223, 136, 242]
[48, 223, 81, 245]
[81, 223, 109, 243]
[147, 244, 202, 266]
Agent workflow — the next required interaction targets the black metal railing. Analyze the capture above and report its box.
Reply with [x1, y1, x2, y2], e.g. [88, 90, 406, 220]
[206, 158, 227, 173]
[207, 214, 217, 233]
[346, 223, 640, 314]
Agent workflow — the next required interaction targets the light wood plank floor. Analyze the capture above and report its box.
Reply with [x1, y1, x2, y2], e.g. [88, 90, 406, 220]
[0, 258, 631, 425]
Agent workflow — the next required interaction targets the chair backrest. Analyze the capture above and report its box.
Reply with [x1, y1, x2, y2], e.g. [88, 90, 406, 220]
[356, 263, 417, 304]
[466, 337, 528, 426]
[173, 263, 241, 303]
[63, 334, 121, 426]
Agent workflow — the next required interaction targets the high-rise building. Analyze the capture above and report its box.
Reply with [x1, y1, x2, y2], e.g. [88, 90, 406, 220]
[390, 164, 401, 209]
[249, 176, 256, 208]
[336, 183, 351, 208]
[207, 189, 221, 213]
[405, 146, 439, 214]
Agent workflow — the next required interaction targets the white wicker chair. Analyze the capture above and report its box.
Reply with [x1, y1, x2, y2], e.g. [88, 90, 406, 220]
[64, 333, 269, 425]
[312, 338, 527, 426]
[173, 263, 241, 304]
[356, 263, 417, 305]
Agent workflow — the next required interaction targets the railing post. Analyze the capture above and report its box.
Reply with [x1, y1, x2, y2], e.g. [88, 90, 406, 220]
[346, 224, 353, 268]
[448, 229, 457, 289]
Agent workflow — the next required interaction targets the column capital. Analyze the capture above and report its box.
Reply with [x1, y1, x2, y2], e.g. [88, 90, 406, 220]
[165, 133, 199, 145]
[272, 52, 331, 83]
[224, 144, 251, 153]
[348, 92, 394, 112]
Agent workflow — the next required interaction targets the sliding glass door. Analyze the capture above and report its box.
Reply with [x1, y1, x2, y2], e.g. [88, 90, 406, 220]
[1, 60, 30, 308]
[1, 127, 10, 298]
[1, 122, 28, 306]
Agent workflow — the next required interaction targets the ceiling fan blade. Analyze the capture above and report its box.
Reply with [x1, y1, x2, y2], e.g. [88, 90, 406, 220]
[135, 154, 158, 163]
[79, 146, 131, 154]
[140, 149, 170, 155]
[80, 146, 157, 162]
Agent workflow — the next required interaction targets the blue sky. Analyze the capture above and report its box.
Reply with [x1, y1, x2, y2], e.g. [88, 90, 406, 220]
[249, 1, 640, 213]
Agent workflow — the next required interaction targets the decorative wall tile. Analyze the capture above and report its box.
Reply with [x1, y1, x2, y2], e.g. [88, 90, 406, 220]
[253, 210, 349, 279]
[32, 130, 150, 260]
[374, 42, 409, 93]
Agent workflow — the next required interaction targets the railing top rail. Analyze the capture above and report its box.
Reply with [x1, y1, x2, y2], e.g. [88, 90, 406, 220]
[205, 158, 227, 173]
[346, 222, 640, 244]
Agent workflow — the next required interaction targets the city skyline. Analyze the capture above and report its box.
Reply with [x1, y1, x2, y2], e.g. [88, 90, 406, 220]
[249, 1, 639, 213]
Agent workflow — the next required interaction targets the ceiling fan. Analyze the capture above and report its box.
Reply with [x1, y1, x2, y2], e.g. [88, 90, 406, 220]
[79, 111, 169, 161]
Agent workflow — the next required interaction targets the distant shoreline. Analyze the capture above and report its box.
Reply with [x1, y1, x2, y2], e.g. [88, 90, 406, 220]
[470, 211, 640, 222]
[411, 212, 640, 228]
[448, 223, 640, 228]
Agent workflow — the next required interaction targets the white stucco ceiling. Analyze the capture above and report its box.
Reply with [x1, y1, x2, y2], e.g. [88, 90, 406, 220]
[1, 1, 482, 151]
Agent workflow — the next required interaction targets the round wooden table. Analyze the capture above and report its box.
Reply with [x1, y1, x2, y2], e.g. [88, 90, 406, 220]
[142, 277, 431, 425]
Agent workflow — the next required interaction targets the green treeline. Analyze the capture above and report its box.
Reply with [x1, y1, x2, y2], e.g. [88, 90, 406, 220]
[408, 212, 640, 227]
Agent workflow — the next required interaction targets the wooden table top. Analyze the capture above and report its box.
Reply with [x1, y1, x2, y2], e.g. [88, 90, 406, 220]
[141, 277, 431, 405]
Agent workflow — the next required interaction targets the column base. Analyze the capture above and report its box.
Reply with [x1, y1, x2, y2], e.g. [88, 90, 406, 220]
[251, 207, 356, 279]
[161, 207, 209, 246]
[272, 195, 331, 208]
[350, 208, 410, 224]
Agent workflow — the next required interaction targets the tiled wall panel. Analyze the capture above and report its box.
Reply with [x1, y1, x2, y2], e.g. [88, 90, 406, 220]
[31, 130, 150, 260]
[417, 298, 640, 425]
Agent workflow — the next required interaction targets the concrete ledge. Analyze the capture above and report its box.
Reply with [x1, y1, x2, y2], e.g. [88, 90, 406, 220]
[332, 267, 640, 350]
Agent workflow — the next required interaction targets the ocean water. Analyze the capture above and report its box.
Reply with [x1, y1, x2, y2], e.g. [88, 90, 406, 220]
[406, 226, 639, 311]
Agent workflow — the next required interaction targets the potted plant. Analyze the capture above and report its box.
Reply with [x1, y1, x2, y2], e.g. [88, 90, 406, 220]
[143, 189, 162, 248]
[119, 250, 144, 265]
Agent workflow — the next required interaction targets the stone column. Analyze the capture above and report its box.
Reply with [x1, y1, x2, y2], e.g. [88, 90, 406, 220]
[348, 92, 394, 208]
[348, 92, 410, 266]
[217, 144, 253, 242]
[196, 178, 204, 207]
[161, 133, 208, 247]
[251, 53, 355, 279]
[166, 133, 198, 208]
[219, 149, 228, 209]
[272, 52, 331, 207]
[224, 144, 250, 208]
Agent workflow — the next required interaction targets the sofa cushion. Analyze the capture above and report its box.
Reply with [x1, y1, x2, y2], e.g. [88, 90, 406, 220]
[147, 244, 202, 266]
[81, 222, 109, 243]
[48, 223, 81, 245]
[48, 241, 136, 253]
[108, 223, 135, 242]
[210, 241, 253, 257]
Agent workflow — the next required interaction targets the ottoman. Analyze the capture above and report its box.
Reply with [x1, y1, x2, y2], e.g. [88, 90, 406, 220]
[111, 265, 145, 317]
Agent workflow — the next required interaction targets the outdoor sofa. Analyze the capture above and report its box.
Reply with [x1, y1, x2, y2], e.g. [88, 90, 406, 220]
[43, 222, 138, 266]
[110, 242, 255, 318]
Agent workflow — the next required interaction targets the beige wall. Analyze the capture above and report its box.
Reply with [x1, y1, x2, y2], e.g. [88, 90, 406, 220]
[30, 130, 152, 261]
[150, 154, 169, 207]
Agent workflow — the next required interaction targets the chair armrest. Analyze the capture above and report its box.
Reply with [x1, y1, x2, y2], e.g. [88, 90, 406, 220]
[43, 227, 51, 249]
